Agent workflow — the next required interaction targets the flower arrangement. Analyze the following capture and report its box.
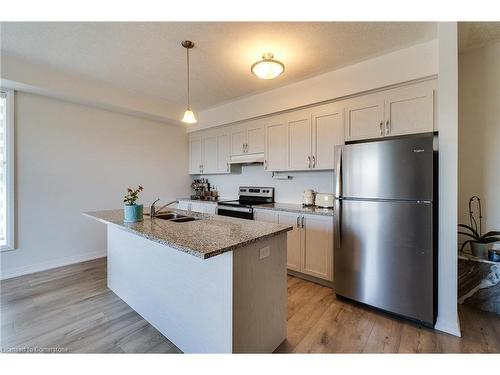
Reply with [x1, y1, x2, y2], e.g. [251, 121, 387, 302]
[123, 186, 143, 206]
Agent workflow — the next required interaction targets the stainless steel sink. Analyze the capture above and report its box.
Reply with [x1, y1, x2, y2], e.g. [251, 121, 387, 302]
[169, 217, 200, 223]
[153, 212, 200, 223]
[154, 212, 187, 220]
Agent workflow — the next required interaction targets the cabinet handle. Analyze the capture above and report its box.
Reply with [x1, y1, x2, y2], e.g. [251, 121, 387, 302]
[379, 121, 383, 136]
[307, 156, 311, 168]
[264, 159, 268, 170]
[245, 143, 248, 153]
[199, 164, 202, 173]
[296, 216, 300, 228]
[312, 156, 316, 168]
[300, 215, 305, 228]
[385, 120, 390, 135]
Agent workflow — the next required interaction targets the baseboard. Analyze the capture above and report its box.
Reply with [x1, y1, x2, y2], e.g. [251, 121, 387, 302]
[287, 269, 334, 289]
[435, 314, 462, 337]
[0, 249, 107, 280]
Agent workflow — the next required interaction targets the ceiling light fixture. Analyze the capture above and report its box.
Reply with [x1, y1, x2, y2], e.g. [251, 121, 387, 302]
[181, 40, 197, 124]
[251, 53, 285, 80]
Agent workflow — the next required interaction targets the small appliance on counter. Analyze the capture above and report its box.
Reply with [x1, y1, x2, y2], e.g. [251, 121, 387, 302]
[303, 189, 315, 206]
[191, 178, 219, 201]
[315, 193, 334, 208]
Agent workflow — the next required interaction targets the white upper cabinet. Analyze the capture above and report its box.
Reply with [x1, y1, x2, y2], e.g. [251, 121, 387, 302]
[189, 136, 203, 174]
[311, 103, 345, 170]
[345, 96, 385, 141]
[189, 130, 231, 175]
[246, 122, 265, 154]
[345, 79, 436, 142]
[188, 79, 437, 173]
[202, 135, 219, 174]
[384, 82, 435, 136]
[230, 126, 247, 156]
[287, 109, 312, 171]
[264, 116, 287, 171]
[230, 120, 265, 157]
[216, 134, 230, 173]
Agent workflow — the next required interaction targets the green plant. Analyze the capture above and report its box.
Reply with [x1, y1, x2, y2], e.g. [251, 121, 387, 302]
[123, 186, 143, 205]
[458, 196, 500, 252]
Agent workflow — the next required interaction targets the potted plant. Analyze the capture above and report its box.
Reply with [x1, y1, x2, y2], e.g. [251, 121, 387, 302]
[123, 185, 144, 223]
[458, 196, 500, 258]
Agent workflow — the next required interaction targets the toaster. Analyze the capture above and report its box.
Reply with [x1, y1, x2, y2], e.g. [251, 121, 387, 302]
[315, 193, 334, 208]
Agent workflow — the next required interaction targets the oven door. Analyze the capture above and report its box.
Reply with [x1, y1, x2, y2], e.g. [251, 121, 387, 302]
[216, 205, 254, 220]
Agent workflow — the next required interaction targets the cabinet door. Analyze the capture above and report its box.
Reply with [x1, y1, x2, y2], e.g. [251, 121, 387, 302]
[302, 215, 334, 281]
[216, 134, 230, 173]
[345, 98, 385, 141]
[204, 204, 217, 215]
[287, 110, 312, 171]
[246, 122, 265, 154]
[230, 127, 246, 156]
[265, 117, 287, 171]
[385, 85, 434, 137]
[254, 209, 276, 223]
[312, 104, 344, 170]
[277, 212, 302, 272]
[177, 201, 191, 211]
[189, 137, 203, 174]
[202, 135, 218, 174]
[190, 202, 207, 213]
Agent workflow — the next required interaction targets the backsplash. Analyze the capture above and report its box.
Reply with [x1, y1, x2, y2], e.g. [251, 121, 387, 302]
[199, 164, 334, 203]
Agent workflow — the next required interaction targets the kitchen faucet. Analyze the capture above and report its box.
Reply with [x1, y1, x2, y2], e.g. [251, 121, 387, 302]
[150, 199, 178, 218]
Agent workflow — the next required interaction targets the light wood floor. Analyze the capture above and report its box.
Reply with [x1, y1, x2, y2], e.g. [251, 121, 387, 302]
[1, 257, 499, 353]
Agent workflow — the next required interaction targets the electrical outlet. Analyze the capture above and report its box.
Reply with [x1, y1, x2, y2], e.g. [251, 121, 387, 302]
[259, 246, 270, 260]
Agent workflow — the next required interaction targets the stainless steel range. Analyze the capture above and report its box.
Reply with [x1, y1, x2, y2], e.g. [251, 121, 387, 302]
[217, 187, 274, 220]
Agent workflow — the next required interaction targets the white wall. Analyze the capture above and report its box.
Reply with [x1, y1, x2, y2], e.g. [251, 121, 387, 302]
[0, 92, 190, 279]
[458, 41, 500, 233]
[203, 165, 334, 203]
[435, 22, 460, 337]
[193, 40, 438, 131]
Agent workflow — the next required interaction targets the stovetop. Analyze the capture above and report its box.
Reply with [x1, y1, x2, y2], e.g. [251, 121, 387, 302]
[217, 186, 274, 208]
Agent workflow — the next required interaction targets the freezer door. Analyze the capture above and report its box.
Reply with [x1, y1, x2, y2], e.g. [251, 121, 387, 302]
[342, 135, 434, 200]
[334, 199, 434, 324]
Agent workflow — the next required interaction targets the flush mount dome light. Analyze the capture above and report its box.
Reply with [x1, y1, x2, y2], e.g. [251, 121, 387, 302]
[251, 53, 285, 80]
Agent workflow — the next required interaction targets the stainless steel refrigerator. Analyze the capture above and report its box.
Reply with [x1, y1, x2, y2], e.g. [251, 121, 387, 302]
[334, 134, 437, 326]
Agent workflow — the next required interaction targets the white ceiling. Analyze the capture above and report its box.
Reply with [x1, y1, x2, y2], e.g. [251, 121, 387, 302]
[1, 22, 437, 111]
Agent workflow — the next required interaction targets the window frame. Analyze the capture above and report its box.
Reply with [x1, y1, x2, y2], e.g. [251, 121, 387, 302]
[1, 89, 15, 251]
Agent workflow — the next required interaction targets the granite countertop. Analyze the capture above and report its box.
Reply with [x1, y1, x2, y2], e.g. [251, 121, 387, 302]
[255, 203, 334, 217]
[177, 197, 235, 204]
[83, 209, 292, 259]
[179, 198, 334, 216]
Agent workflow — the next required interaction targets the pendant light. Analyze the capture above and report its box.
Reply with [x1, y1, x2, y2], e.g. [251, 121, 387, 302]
[251, 53, 285, 80]
[181, 40, 197, 124]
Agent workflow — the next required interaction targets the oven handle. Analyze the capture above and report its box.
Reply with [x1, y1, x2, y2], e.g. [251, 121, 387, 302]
[217, 205, 253, 214]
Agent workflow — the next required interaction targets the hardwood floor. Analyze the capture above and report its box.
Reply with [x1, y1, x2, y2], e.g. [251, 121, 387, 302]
[1, 257, 499, 353]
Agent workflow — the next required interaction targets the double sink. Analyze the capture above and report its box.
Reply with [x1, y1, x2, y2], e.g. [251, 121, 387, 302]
[152, 212, 200, 223]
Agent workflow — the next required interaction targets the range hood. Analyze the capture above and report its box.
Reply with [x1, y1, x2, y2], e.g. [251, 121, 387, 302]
[229, 153, 265, 164]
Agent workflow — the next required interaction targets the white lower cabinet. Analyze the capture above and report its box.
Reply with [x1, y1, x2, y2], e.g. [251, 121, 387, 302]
[177, 201, 216, 214]
[255, 209, 334, 282]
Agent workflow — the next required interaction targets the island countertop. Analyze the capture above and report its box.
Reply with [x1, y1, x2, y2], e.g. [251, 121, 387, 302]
[84, 209, 292, 259]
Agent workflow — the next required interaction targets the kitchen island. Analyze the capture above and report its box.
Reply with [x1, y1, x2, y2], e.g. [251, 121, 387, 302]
[84, 209, 292, 353]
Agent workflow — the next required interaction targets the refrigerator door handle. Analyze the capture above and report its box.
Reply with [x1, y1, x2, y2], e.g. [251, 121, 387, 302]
[334, 198, 342, 249]
[334, 145, 343, 198]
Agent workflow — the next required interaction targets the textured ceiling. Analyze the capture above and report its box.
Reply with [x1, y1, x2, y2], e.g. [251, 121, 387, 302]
[1, 22, 437, 110]
[459, 22, 500, 52]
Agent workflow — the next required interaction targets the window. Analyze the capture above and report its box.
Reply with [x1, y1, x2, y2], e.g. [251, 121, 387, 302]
[0, 90, 14, 251]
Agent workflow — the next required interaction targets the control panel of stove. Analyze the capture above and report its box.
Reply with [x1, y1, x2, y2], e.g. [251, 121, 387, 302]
[238, 186, 274, 198]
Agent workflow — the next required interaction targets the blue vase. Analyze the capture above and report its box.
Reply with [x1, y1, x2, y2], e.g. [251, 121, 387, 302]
[124, 204, 143, 223]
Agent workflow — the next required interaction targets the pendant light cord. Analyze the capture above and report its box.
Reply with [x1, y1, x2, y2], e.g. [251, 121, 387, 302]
[186, 47, 191, 109]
